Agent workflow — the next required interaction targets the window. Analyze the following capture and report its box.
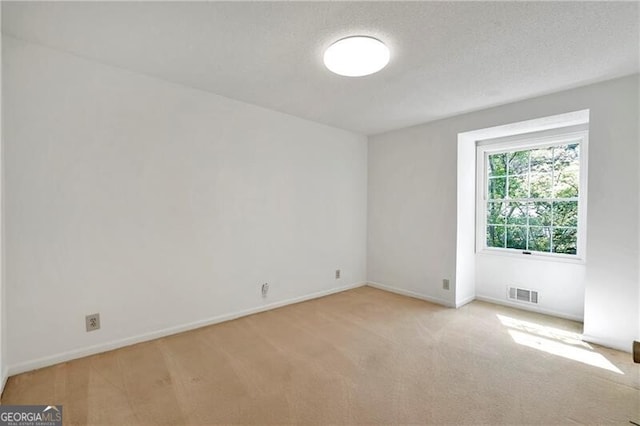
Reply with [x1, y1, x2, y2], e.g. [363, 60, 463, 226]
[476, 126, 588, 260]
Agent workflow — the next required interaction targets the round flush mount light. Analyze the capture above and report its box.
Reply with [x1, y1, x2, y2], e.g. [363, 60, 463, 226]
[323, 36, 390, 77]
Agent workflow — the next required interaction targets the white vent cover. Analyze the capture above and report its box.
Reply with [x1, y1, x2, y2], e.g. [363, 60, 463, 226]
[508, 286, 539, 304]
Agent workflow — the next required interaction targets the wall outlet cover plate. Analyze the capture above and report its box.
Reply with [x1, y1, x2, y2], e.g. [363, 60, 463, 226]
[86, 313, 100, 332]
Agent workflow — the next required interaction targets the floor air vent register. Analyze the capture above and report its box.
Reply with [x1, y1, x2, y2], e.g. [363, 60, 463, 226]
[508, 286, 539, 304]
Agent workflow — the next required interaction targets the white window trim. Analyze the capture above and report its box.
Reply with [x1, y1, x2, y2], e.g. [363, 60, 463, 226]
[475, 124, 589, 263]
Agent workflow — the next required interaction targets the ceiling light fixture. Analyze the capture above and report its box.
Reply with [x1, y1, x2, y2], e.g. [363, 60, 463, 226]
[323, 36, 390, 77]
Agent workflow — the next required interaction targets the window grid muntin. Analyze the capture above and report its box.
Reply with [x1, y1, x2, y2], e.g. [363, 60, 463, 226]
[485, 142, 580, 255]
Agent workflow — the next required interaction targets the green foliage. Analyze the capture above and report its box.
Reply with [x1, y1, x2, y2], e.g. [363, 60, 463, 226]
[488, 153, 507, 177]
[553, 228, 577, 254]
[485, 142, 580, 254]
[528, 202, 552, 226]
[486, 225, 505, 248]
[528, 226, 551, 252]
[506, 226, 527, 250]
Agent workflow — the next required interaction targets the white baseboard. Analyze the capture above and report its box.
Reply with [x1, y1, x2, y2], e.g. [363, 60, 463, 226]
[475, 294, 583, 322]
[455, 295, 476, 308]
[8, 281, 366, 376]
[366, 281, 454, 308]
[1, 366, 8, 398]
[581, 334, 632, 354]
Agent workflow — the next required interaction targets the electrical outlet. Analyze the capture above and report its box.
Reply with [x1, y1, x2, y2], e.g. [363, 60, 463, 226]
[86, 313, 100, 332]
[335, 269, 341, 279]
[261, 283, 269, 298]
[442, 279, 450, 290]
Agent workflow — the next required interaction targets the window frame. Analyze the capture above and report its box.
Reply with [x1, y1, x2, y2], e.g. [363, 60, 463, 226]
[475, 124, 589, 263]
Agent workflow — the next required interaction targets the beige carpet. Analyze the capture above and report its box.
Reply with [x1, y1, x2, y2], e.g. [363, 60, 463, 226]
[2, 286, 639, 424]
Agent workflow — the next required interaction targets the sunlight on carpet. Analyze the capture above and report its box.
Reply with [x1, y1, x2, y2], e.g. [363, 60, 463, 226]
[497, 314, 623, 374]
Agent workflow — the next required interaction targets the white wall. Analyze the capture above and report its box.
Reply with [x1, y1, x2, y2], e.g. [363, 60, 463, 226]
[368, 74, 639, 351]
[3, 36, 368, 373]
[0, 3, 6, 392]
[475, 256, 585, 320]
[368, 123, 457, 307]
[578, 77, 638, 351]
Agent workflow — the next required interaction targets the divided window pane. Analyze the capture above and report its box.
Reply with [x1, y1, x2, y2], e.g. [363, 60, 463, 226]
[529, 147, 553, 173]
[508, 150, 529, 175]
[505, 202, 527, 225]
[506, 226, 527, 250]
[487, 201, 505, 225]
[552, 228, 578, 254]
[486, 225, 505, 248]
[488, 153, 507, 177]
[485, 141, 581, 255]
[527, 201, 552, 226]
[488, 177, 506, 200]
[507, 175, 528, 198]
[553, 201, 578, 227]
[528, 226, 551, 252]
[529, 172, 552, 198]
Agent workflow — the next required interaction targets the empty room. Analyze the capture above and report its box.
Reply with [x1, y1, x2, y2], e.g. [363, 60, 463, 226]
[0, 1, 639, 425]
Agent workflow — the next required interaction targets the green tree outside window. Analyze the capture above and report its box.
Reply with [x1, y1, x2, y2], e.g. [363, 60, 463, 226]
[486, 143, 579, 255]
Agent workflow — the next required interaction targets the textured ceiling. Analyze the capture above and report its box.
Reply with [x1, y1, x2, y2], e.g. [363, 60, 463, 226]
[2, 1, 639, 135]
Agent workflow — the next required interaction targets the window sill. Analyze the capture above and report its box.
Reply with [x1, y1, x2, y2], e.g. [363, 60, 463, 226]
[476, 247, 586, 265]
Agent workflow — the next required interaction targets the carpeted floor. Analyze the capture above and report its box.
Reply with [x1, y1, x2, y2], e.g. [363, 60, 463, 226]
[2, 286, 639, 424]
